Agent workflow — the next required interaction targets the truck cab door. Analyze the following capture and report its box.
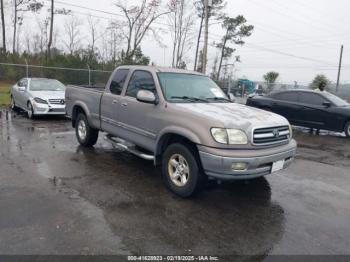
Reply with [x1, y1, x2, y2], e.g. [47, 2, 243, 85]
[118, 70, 159, 152]
[100, 69, 130, 135]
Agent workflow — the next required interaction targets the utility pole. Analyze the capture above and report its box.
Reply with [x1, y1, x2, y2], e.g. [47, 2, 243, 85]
[336, 44, 344, 93]
[202, 0, 211, 74]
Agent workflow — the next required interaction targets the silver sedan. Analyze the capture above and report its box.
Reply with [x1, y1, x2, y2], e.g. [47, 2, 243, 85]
[11, 78, 66, 119]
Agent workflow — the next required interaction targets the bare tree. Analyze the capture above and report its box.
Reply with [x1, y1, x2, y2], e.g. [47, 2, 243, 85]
[114, 0, 169, 61]
[167, 0, 195, 68]
[31, 17, 48, 55]
[12, 0, 43, 53]
[1, 0, 6, 52]
[193, 0, 226, 71]
[87, 15, 100, 54]
[47, 4, 70, 57]
[63, 15, 82, 55]
[47, 0, 54, 57]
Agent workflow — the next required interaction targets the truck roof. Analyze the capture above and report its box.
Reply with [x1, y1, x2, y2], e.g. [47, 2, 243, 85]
[117, 65, 205, 76]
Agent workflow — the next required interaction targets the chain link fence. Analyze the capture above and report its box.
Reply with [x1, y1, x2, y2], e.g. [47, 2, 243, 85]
[0, 62, 112, 87]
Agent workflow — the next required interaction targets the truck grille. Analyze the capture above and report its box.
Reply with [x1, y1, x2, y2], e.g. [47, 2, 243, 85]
[253, 126, 290, 146]
[49, 99, 65, 105]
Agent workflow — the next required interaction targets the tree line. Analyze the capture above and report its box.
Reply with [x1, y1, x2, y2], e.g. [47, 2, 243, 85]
[0, 0, 254, 84]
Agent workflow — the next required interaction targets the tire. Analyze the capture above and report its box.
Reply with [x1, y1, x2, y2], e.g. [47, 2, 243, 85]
[11, 96, 18, 111]
[345, 121, 350, 138]
[75, 113, 99, 147]
[27, 101, 35, 119]
[162, 143, 205, 198]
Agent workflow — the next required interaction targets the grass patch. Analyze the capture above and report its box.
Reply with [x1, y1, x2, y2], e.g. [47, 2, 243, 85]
[0, 81, 13, 106]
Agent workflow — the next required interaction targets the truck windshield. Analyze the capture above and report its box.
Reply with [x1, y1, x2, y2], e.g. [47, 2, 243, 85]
[30, 79, 66, 91]
[157, 73, 229, 103]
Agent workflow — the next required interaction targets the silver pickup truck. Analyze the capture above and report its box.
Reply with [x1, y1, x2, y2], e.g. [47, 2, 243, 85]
[66, 65, 297, 197]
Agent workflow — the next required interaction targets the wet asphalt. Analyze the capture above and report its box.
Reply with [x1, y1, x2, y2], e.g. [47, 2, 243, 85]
[0, 108, 350, 256]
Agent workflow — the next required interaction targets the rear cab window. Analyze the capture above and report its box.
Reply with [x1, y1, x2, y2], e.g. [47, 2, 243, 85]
[109, 69, 129, 95]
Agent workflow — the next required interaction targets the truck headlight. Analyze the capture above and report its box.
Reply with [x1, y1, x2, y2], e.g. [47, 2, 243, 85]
[211, 128, 228, 144]
[227, 129, 248, 144]
[211, 128, 248, 145]
[34, 97, 48, 104]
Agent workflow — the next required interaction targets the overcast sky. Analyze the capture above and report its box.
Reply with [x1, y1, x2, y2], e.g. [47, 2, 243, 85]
[5, 0, 350, 84]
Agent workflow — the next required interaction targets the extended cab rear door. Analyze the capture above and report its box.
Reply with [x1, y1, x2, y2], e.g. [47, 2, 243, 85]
[100, 68, 129, 135]
[117, 70, 159, 151]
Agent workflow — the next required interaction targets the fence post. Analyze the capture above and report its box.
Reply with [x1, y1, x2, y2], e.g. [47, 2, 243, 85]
[25, 59, 29, 78]
[87, 64, 91, 86]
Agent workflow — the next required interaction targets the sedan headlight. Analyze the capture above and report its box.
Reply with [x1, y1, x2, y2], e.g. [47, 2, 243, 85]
[33, 97, 48, 104]
[211, 128, 248, 145]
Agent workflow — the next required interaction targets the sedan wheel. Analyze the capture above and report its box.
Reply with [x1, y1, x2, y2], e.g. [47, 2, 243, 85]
[345, 121, 350, 138]
[11, 96, 17, 110]
[27, 102, 34, 119]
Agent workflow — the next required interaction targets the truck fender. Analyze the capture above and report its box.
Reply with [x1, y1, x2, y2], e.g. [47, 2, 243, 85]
[71, 102, 91, 126]
[155, 126, 201, 156]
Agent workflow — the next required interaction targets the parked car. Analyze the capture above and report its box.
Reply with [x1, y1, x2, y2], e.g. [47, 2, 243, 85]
[246, 89, 350, 137]
[11, 78, 66, 119]
[66, 66, 297, 197]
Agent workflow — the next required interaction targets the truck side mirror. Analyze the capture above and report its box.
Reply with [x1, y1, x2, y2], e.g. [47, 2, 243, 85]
[136, 90, 157, 104]
[228, 93, 236, 103]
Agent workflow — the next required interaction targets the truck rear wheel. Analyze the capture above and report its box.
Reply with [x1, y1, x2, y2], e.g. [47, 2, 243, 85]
[75, 113, 99, 147]
[162, 143, 205, 197]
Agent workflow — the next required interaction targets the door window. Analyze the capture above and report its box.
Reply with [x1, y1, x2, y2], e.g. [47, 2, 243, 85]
[126, 71, 156, 98]
[273, 92, 298, 102]
[109, 69, 129, 95]
[299, 93, 324, 106]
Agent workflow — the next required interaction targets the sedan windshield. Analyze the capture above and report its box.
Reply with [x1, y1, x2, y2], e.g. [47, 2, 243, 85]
[30, 79, 65, 91]
[157, 73, 229, 103]
[323, 92, 349, 107]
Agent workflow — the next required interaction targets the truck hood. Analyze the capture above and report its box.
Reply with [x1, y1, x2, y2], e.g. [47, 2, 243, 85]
[30, 91, 65, 100]
[175, 102, 290, 129]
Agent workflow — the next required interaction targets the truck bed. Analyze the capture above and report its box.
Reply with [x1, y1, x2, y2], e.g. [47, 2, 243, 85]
[65, 84, 104, 129]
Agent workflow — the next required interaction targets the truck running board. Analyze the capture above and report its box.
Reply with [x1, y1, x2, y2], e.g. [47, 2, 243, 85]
[104, 135, 155, 161]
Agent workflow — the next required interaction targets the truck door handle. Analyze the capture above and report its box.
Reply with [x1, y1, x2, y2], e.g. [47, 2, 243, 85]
[121, 102, 127, 107]
[112, 100, 118, 104]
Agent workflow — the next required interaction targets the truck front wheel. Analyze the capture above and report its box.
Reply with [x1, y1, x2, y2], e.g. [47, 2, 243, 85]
[75, 113, 99, 147]
[162, 143, 205, 197]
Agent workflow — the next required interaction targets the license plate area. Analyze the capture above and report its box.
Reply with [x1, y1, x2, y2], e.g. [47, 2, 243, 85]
[271, 160, 285, 173]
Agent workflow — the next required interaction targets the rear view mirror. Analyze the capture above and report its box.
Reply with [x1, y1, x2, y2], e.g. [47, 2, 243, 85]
[323, 101, 331, 107]
[228, 93, 236, 103]
[136, 90, 157, 104]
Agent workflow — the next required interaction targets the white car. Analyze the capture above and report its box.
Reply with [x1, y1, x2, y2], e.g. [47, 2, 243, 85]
[11, 78, 66, 119]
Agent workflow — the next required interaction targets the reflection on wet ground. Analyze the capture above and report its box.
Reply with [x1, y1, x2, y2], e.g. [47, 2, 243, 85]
[1, 108, 350, 255]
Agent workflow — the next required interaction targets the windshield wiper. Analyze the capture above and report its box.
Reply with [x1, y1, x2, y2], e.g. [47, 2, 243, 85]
[170, 96, 209, 103]
[205, 97, 231, 102]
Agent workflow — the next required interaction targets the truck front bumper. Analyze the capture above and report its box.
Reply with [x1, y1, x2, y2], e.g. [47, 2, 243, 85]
[198, 139, 297, 180]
